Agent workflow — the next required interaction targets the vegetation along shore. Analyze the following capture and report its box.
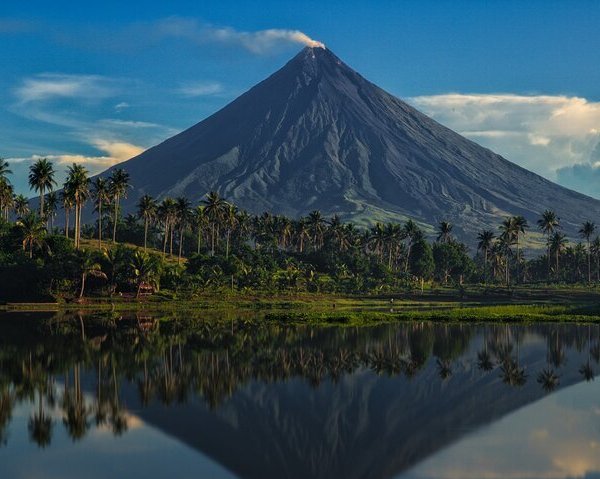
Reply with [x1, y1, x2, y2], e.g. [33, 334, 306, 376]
[2, 157, 600, 322]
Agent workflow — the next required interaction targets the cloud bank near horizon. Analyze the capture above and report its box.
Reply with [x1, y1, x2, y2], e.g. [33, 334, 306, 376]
[409, 93, 600, 197]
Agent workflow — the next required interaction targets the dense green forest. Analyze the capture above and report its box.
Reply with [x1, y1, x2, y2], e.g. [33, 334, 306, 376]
[1, 158, 600, 301]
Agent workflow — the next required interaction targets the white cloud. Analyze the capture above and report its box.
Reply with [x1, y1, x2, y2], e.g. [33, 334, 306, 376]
[409, 93, 600, 195]
[8, 140, 143, 170]
[177, 81, 223, 97]
[114, 101, 130, 111]
[14, 73, 118, 103]
[153, 17, 325, 54]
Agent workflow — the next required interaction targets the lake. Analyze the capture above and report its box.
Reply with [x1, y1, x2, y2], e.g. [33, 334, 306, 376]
[0, 311, 599, 479]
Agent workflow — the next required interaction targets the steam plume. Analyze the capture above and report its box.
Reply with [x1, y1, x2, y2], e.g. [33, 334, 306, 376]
[156, 18, 325, 54]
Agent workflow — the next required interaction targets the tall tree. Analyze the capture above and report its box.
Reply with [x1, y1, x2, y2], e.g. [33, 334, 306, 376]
[91, 178, 110, 248]
[65, 164, 90, 249]
[537, 210, 560, 281]
[0, 159, 12, 220]
[202, 191, 227, 256]
[579, 221, 596, 283]
[158, 198, 176, 256]
[549, 231, 568, 278]
[108, 169, 130, 243]
[175, 197, 192, 263]
[477, 230, 495, 283]
[44, 192, 58, 231]
[60, 188, 75, 239]
[28, 158, 56, 218]
[512, 215, 528, 283]
[437, 221, 453, 243]
[137, 195, 157, 251]
[16, 212, 46, 258]
[193, 205, 207, 254]
[13, 194, 30, 217]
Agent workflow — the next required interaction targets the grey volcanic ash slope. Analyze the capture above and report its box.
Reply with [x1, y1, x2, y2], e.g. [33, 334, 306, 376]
[108, 46, 600, 239]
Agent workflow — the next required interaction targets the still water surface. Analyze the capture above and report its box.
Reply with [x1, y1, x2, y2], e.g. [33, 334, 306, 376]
[1, 312, 599, 479]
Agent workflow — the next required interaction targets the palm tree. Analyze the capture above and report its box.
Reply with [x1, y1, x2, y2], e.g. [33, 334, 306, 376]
[549, 231, 568, 278]
[224, 204, 238, 259]
[13, 194, 30, 217]
[44, 191, 58, 231]
[77, 250, 107, 298]
[0, 159, 13, 220]
[537, 368, 559, 393]
[498, 217, 517, 286]
[16, 212, 46, 258]
[437, 221, 453, 243]
[65, 164, 90, 249]
[579, 221, 596, 283]
[512, 215, 528, 283]
[175, 197, 192, 263]
[477, 230, 495, 283]
[136, 195, 156, 251]
[403, 219, 420, 272]
[307, 210, 325, 251]
[0, 179, 13, 221]
[203, 191, 227, 256]
[193, 205, 207, 254]
[592, 236, 600, 282]
[158, 198, 177, 256]
[0, 158, 11, 180]
[537, 210, 560, 280]
[28, 390, 53, 448]
[92, 178, 110, 248]
[28, 158, 56, 218]
[130, 250, 160, 298]
[108, 169, 130, 243]
[295, 219, 310, 253]
[60, 187, 75, 239]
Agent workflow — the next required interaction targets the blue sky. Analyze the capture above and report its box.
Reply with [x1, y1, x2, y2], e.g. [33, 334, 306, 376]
[2, 0, 600, 196]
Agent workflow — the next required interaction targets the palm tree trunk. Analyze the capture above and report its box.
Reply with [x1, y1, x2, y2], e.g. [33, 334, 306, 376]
[483, 248, 487, 284]
[197, 228, 202, 254]
[74, 201, 80, 249]
[178, 229, 184, 264]
[79, 273, 86, 298]
[144, 218, 148, 251]
[65, 208, 70, 239]
[556, 249, 560, 278]
[211, 223, 215, 256]
[547, 242, 551, 281]
[169, 227, 173, 255]
[112, 196, 119, 243]
[226, 231, 230, 259]
[39, 190, 44, 218]
[588, 239, 592, 283]
[29, 241, 33, 258]
[162, 223, 168, 255]
[98, 202, 102, 248]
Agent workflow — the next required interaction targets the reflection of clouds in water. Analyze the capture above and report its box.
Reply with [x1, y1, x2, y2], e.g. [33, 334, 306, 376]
[402, 381, 600, 479]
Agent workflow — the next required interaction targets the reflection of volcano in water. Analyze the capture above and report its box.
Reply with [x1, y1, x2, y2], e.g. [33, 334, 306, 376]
[125, 324, 596, 479]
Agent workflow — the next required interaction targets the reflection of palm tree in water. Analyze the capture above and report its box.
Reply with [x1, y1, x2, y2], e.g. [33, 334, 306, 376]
[477, 325, 494, 372]
[0, 388, 13, 445]
[62, 363, 90, 441]
[28, 389, 53, 447]
[499, 326, 527, 387]
[579, 324, 595, 382]
[110, 358, 128, 436]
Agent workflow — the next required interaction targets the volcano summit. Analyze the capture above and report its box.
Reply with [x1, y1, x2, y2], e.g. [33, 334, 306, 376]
[106, 47, 600, 240]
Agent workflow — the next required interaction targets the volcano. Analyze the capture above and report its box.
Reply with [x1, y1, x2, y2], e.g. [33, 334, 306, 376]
[106, 46, 600, 240]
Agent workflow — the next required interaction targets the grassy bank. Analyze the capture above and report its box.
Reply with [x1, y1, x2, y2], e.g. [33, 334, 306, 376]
[3, 285, 600, 326]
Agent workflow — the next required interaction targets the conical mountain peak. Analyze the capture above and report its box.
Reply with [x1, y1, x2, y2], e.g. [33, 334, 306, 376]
[99, 46, 600, 243]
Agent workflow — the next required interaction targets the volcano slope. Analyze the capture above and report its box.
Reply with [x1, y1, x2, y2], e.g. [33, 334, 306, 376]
[101, 46, 600, 242]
